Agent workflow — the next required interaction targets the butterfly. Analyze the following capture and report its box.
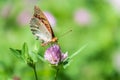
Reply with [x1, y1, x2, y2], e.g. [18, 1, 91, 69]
[30, 6, 57, 46]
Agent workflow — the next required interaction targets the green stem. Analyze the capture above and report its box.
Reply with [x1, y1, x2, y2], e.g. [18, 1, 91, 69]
[55, 68, 59, 80]
[33, 65, 38, 80]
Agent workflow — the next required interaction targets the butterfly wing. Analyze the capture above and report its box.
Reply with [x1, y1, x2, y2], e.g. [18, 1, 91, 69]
[30, 17, 52, 43]
[30, 6, 55, 44]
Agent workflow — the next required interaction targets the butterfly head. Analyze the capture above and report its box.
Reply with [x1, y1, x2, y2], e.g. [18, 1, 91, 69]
[51, 37, 58, 43]
[41, 37, 58, 46]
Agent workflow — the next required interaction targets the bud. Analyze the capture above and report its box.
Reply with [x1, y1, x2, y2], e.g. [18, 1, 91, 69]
[44, 44, 68, 66]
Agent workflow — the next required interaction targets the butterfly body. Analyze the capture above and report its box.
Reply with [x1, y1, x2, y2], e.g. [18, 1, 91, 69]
[30, 6, 57, 46]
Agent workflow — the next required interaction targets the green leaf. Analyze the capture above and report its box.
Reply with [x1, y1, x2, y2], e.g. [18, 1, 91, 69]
[33, 41, 41, 54]
[69, 44, 88, 59]
[9, 48, 23, 60]
[63, 59, 72, 69]
[38, 54, 45, 62]
[22, 43, 29, 59]
[63, 44, 88, 69]
[30, 51, 38, 63]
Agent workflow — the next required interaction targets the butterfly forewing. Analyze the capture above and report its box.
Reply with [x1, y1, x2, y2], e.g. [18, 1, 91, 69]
[30, 6, 57, 46]
[33, 6, 55, 37]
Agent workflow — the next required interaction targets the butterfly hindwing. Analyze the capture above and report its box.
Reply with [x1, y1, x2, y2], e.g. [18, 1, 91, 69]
[30, 17, 52, 43]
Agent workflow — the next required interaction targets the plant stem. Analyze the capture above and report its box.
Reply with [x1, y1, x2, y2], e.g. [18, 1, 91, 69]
[55, 68, 59, 80]
[33, 65, 38, 80]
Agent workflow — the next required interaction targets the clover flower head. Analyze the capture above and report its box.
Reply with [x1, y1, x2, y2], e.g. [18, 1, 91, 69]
[44, 44, 68, 66]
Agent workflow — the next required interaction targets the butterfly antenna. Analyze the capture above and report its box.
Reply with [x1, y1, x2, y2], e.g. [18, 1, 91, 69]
[59, 29, 72, 39]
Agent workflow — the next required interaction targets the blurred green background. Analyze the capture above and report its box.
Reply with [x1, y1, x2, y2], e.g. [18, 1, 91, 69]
[0, 0, 120, 80]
